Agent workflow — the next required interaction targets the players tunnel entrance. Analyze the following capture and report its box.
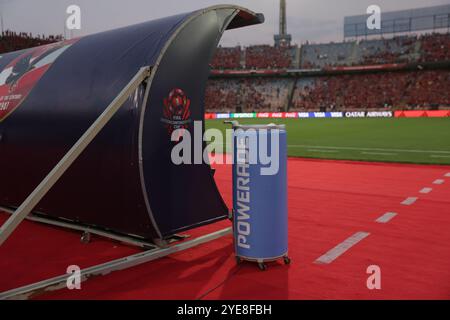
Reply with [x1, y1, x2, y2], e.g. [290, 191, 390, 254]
[0, 6, 264, 244]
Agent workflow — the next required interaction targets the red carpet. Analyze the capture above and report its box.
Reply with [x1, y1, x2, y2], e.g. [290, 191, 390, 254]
[1, 158, 450, 299]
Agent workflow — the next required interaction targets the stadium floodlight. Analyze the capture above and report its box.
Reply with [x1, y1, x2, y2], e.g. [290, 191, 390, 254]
[274, 0, 292, 46]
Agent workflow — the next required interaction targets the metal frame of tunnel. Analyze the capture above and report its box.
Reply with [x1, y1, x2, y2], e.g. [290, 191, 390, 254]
[0, 5, 264, 299]
[0, 65, 232, 300]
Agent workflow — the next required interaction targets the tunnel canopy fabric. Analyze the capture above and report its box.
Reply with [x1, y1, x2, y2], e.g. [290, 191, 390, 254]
[0, 6, 264, 242]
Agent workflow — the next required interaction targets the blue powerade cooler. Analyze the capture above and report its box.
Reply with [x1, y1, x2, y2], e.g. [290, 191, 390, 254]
[227, 122, 290, 271]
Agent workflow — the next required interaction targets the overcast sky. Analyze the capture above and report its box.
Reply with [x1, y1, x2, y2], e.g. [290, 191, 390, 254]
[0, 0, 449, 46]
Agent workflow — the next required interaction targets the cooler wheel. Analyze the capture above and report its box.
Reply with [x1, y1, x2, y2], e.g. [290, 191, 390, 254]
[80, 231, 91, 244]
[258, 262, 267, 271]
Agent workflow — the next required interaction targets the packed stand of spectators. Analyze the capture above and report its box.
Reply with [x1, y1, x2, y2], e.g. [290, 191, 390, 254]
[205, 70, 450, 113]
[209, 33, 449, 71]
[300, 32, 450, 69]
[419, 33, 450, 62]
[358, 36, 417, 65]
[291, 70, 450, 111]
[300, 41, 355, 69]
[205, 78, 293, 112]
[239, 78, 292, 111]
[245, 45, 296, 69]
[0, 30, 63, 54]
[210, 46, 241, 69]
[204, 79, 240, 112]
[402, 70, 450, 107]
[210, 45, 298, 70]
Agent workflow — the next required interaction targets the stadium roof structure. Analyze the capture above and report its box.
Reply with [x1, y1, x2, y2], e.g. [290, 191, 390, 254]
[344, 4, 450, 38]
[0, 6, 264, 247]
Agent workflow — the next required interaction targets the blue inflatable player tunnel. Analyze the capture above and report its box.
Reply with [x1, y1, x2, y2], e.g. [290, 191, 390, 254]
[0, 6, 264, 244]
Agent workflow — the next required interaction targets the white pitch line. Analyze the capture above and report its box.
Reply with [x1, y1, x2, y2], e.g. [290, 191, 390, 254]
[430, 155, 450, 158]
[433, 179, 445, 185]
[306, 149, 338, 153]
[314, 232, 370, 264]
[375, 212, 398, 223]
[401, 197, 418, 205]
[361, 151, 397, 156]
[445, 173, 450, 177]
[419, 187, 433, 194]
[288, 145, 450, 154]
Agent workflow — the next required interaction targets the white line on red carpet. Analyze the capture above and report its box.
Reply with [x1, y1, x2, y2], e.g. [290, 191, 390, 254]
[375, 212, 398, 223]
[314, 232, 370, 264]
[401, 197, 418, 205]
[419, 187, 433, 194]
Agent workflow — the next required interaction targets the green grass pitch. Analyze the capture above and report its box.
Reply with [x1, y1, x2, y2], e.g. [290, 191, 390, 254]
[205, 117, 450, 165]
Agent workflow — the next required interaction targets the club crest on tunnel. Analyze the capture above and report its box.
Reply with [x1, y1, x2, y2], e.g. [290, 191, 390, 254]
[161, 88, 192, 135]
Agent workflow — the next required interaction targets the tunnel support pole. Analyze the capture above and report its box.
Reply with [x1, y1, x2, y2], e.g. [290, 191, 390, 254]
[0, 66, 152, 246]
[0, 227, 232, 300]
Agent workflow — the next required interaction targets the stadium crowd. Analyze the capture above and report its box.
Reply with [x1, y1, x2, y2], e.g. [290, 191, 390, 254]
[210, 33, 450, 70]
[211, 45, 297, 69]
[245, 45, 295, 69]
[419, 33, 450, 62]
[210, 46, 241, 69]
[206, 69, 450, 112]
[299, 33, 450, 68]
[0, 30, 62, 54]
[1, 29, 449, 113]
[205, 32, 450, 112]
[205, 78, 290, 112]
[291, 70, 450, 111]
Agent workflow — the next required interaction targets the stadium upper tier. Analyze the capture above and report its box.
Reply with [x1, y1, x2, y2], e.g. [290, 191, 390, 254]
[1, 30, 449, 113]
[206, 32, 450, 113]
[210, 33, 450, 70]
[211, 44, 299, 69]
[1, 30, 449, 69]
[0, 31, 63, 54]
[300, 33, 449, 68]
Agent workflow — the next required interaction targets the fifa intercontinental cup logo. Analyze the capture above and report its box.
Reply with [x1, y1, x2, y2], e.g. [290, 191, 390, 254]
[161, 88, 192, 135]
